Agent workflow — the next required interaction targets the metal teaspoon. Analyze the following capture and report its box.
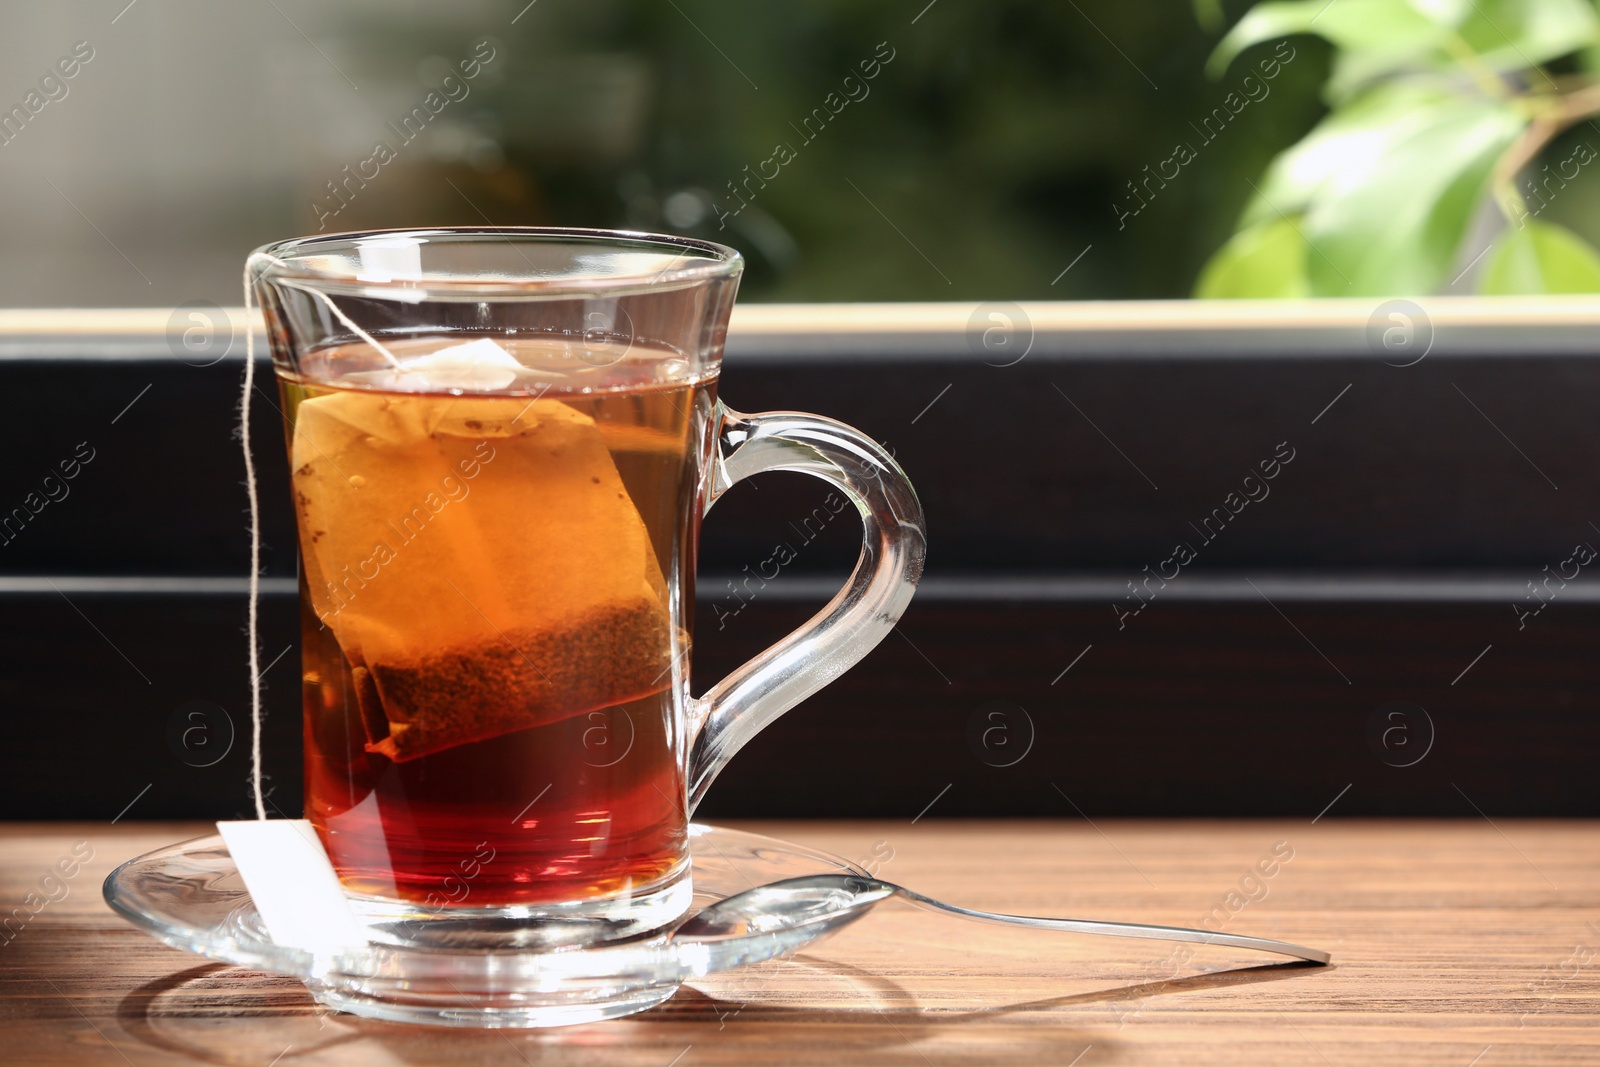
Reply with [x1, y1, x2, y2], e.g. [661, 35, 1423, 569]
[674, 873, 1330, 965]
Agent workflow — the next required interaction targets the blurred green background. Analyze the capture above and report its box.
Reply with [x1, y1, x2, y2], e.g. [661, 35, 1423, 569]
[308, 0, 1332, 301]
[6, 1, 1599, 304]
[459, 0, 1334, 302]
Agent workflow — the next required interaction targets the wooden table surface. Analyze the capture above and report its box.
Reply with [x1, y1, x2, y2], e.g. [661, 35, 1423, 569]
[3, 819, 1597, 1065]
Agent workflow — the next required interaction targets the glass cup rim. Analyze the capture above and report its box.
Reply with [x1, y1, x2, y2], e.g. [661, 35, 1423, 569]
[250, 225, 744, 298]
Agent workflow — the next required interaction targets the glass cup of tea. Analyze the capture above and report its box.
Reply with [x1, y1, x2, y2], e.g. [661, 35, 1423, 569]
[248, 227, 924, 1006]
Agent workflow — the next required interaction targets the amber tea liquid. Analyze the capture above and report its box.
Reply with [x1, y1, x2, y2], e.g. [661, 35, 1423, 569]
[282, 335, 711, 908]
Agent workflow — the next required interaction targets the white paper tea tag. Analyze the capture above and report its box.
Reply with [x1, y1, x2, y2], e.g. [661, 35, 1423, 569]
[217, 819, 369, 954]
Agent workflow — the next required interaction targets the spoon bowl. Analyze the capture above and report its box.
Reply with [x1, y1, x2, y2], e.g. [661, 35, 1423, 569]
[679, 875, 894, 939]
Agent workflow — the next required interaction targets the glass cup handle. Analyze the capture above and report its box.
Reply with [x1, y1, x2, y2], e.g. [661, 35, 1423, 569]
[685, 402, 927, 816]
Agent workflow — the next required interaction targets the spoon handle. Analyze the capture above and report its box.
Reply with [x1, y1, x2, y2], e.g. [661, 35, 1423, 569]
[899, 890, 1330, 964]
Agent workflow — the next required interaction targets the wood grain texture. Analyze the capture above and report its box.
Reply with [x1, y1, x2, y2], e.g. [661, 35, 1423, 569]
[3, 820, 1597, 1065]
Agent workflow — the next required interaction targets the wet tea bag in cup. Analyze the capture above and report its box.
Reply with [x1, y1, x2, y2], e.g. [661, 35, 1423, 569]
[290, 340, 673, 761]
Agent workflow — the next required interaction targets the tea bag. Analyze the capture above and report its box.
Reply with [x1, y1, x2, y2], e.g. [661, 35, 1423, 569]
[291, 364, 672, 762]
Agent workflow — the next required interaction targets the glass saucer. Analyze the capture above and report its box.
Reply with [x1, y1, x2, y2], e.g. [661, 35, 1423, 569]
[104, 822, 868, 1028]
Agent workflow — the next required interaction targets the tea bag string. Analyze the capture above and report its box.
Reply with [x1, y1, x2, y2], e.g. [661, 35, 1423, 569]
[240, 252, 403, 821]
[241, 258, 266, 820]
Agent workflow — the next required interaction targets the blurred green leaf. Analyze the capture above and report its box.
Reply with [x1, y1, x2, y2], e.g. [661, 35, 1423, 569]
[1215, 0, 1597, 99]
[1407, 0, 1470, 21]
[1459, 0, 1599, 70]
[1207, 0, 1445, 78]
[1194, 217, 1311, 297]
[1300, 95, 1524, 294]
[1324, 36, 1454, 101]
[1194, 0, 1227, 32]
[1481, 218, 1600, 293]
[1240, 81, 1459, 227]
[1201, 0, 1600, 299]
